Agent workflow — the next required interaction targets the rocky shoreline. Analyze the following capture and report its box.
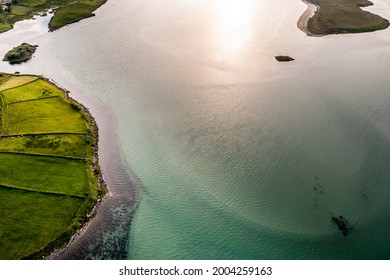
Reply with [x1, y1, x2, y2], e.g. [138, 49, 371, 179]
[297, 0, 321, 36]
[34, 76, 108, 259]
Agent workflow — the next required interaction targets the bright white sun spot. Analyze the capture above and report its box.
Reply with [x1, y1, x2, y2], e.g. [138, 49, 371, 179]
[213, 0, 256, 57]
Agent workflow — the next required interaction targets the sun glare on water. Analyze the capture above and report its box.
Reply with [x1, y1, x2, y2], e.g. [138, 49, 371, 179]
[213, 0, 257, 58]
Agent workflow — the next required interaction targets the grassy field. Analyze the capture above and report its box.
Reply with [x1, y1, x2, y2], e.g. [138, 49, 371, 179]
[10, 6, 34, 16]
[16, 0, 47, 7]
[49, 3, 97, 31]
[0, 153, 90, 196]
[0, 0, 107, 34]
[0, 22, 12, 33]
[0, 73, 104, 259]
[0, 187, 85, 260]
[0, 134, 93, 158]
[306, 0, 389, 35]
[7, 97, 87, 134]
[1, 78, 62, 103]
[0, 75, 38, 92]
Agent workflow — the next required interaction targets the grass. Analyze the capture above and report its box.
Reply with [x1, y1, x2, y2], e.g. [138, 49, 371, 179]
[49, 4, 97, 31]
[7, 97, 87, 134]
[3, 43, 38, 64]
[0, 74, 38, 92]
[0, 153, 90, 196]
[306, 0, 390, 35]
[0, 187, 84, 260]
[79, 0, 106, 6]
[0, 73, 104, 259]
[0, 134, 93, 158]
[10, 5, 34, 16]
[16, 0, 47, 7]
[0, 0, 107, 34]
[2, 78, 63, 103]
[0, 22, 12, 33]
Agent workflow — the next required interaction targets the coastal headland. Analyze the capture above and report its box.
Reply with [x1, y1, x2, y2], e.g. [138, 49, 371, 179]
[0, 0, 106, 34]
[0, 73, 105, 259]
[299, 0, 389, 35]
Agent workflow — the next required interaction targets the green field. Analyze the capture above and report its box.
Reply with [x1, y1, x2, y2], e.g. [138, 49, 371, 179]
[0, 0, 107, 34]
[16, 0, 47, 7]
[0, 22, 12, 33]
[7, 97, 86, 134]
[0, 153, 90, 196]
[307, 0, 389, 35]
[0, 73, 104, 259]
[0, 75, 38, 92]
[1, 78, 62, 103]
[0, 188, 85, 259]
[49, 3, 96, 31]
[10, 6, 34, 16]
[0, 134, 93, 158]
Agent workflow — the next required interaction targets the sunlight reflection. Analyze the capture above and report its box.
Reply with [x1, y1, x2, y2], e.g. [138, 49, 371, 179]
[213, 0, 256, 59]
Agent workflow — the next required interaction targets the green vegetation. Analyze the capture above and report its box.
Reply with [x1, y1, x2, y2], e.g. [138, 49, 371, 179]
[3, 43, 37, 64]
[0, 75, 38, 91]
[0, 134, 93, 157]
[7, 97, 87, 134]
[0, 22, 12, 33]
[0, 188, 85, 259]
[0, 78, 62, 102]
[0, 0, 107, 34]
[275, 55, 295, 62]
[9, 5, 34, 16]
[306, 0, 389, 35]
[0, 73, 105, 259]
[16, 0, 47, 7]
[49, 3, 96, 31]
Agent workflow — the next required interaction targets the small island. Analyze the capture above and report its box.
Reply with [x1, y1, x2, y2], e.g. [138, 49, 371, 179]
[0, 73, 105, 259]
[3, 43, 37, 64]
[0, 0, 107, 34]
[275, 55, 295, 62]
[299, 0, 389, 35]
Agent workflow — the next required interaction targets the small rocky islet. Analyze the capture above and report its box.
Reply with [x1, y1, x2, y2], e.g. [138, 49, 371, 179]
[3, 42, 37, 64]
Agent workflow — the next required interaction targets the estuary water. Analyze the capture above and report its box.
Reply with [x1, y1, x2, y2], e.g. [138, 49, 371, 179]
[2, 0, 390, 259]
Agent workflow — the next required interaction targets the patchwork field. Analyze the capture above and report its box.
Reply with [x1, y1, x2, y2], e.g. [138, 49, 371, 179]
[0, 73, 104, 259]
[0, 134, 93, 158]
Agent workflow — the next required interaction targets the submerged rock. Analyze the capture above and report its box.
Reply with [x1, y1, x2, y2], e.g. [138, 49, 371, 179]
[332, 215, 349, 236]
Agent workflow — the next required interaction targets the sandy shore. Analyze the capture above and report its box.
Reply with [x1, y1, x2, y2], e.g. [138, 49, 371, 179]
[297, 0, 320, 36]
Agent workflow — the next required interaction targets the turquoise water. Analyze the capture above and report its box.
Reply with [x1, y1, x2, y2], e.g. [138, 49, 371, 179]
[1, 0, 390, 259]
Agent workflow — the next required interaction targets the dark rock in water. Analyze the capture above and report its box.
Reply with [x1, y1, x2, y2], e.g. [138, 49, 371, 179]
[332, 215, 349, 236]
[275, 55, 294, 62]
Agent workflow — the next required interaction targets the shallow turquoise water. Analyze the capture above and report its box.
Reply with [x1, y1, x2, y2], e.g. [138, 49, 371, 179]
[2, 0, 390, 259]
